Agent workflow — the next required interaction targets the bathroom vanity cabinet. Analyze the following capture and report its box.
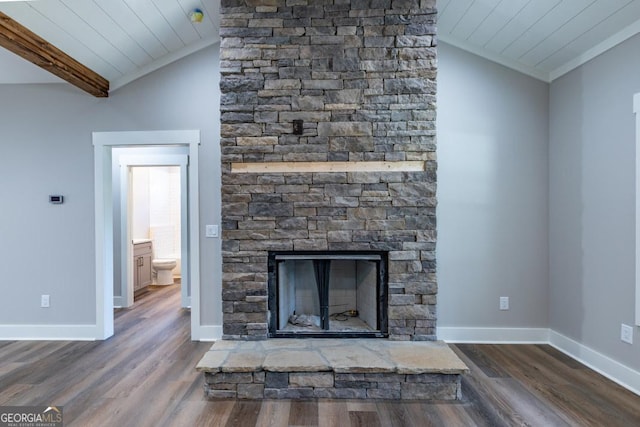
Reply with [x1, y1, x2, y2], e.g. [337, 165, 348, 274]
[133, 240, 153, 293]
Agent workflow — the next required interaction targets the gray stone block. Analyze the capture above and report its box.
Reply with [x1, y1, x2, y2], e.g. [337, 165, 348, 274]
[327, 388, 368, 399]
[206, 372, 253, 384]
[265, 372, 289, 388]
[335, 373, 365, 381]
[207, 383, 237, 391]
[405, 23, 437, 36]
[237, 383, 265, 399]
[367, 388, 401, 399]
[406, 373, 457, 384]
[312, 173, 348, 184]
[333, 197, 360, 207]
[253, 371, 265, 383]
[335, 380, 374, 389]
[276, 217, 308, 229]
[389, 294, 417, 306]
[263, 388, 278, 399]
[265, 387, 316, 399]
[233, 301, 267, 313]
[327, 230, 352, 242]
[325, 184, 363, 197]
[205, 389, 237, 399]
[401, 382, 459, 400]
[293, 239, 328, 250]
[329, 137, 374, 152]
[289, 372, 334, 388]
[248, 202, 294, 217]
[318, 122, 372, 137]
[375, 381, 402, 391]
[301, 79, 344, 90]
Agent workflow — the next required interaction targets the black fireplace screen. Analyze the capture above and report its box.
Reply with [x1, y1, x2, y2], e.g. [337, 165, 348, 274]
[267, 251, 388, 338]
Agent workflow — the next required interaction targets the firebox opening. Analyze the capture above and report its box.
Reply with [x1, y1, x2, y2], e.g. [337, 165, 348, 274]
[268, 251, 388, 338]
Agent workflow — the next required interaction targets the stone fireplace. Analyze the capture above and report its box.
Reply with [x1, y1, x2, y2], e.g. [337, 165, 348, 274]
[220, 0, 437, 341]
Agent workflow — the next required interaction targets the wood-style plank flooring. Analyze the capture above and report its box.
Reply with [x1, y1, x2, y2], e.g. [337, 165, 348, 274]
[1, 285, 639, 426]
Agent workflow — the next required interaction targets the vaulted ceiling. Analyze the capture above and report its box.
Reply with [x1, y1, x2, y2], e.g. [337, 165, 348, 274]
[1, 0, 640, 96]
[0, 0, 219, 96]
[438, 0, 640, 82]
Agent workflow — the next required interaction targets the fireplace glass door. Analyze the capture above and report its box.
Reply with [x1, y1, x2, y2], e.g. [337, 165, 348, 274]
[268, 251, 388, 338]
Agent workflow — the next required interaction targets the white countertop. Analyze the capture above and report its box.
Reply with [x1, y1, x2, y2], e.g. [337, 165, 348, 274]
[132, 239, 152, 244]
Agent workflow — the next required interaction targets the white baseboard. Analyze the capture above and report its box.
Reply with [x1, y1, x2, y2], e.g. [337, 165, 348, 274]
[113, 296, 125, 308]
[549, 330, 640, 396]
[0, 325, 98, 341]
[196, 325, 222, 342]
[0, 323, 223, 342]
[437, 327, 550, 343]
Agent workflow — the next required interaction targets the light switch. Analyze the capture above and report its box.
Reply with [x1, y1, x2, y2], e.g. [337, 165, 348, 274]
[205, 224, 219, 238]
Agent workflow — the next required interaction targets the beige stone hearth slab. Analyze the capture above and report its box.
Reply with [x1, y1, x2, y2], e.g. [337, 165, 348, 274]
[260, 339, 312, 350]
[196, 339, 468, 376]
[318, 345, 395, 373]
[195, 350, 229, 373]
[263, 350, 331, 372]
[382, 341, 469, 374]
[221, 352, 264, 373]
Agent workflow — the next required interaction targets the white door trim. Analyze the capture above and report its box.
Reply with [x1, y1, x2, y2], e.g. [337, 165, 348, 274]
[118, 155, 190, 309]
[93, 130, 201, 340]
[635, 94, 640, 326]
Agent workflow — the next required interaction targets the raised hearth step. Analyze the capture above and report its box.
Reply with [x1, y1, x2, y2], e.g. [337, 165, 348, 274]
[196, 339, 468, 400]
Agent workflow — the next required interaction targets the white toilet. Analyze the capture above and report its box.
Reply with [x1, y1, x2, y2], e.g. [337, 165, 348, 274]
[152, 258, 177, 285]
[150, 224, 179, 286]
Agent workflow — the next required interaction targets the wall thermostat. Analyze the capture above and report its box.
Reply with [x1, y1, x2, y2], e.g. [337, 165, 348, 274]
[49, 195, 64, 204]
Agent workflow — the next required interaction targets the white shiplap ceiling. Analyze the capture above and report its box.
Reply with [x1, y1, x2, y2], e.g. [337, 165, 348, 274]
[1, 0, 640, 90]
[438, 0, 640, 82]
[0, 0, 220, 92]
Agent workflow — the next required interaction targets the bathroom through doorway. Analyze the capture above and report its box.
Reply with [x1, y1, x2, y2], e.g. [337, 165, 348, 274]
[117, 151, 190, 309]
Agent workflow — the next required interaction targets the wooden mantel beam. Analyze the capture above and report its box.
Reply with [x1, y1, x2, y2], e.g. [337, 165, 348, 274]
[0, 12, 109, 97]
[231, 161, 426, 173]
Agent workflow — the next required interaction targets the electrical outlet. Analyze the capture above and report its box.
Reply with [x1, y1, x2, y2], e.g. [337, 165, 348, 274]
[41, 295, 50, 308]
[621, 324, 633, 344]
[499, 296, 509, 311]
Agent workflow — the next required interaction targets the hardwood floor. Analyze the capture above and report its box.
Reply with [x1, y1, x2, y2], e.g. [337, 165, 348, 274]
[1, 285, 639, 426]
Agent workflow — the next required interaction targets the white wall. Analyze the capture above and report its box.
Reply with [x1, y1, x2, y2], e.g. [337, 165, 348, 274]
[0, 44, 222, 332]
[131, 167, 151, 241]
[550, 34, 640, 371]
[437, 43, 550, 334]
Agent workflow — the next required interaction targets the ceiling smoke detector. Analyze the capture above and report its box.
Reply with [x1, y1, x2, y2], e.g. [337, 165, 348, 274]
[190, 8, 203, 23]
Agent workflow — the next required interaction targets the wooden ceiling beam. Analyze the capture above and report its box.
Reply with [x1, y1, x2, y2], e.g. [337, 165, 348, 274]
[0, 12, 109, 97]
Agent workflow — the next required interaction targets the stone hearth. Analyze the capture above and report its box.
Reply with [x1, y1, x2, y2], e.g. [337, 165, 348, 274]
[197, 339, 468, 400]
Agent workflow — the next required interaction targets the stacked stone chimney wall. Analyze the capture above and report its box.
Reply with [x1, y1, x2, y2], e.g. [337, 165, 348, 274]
[220, 0, 437, 340]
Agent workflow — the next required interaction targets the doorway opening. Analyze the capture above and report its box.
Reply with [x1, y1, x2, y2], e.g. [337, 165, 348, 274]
[93, 130, 201, 340]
